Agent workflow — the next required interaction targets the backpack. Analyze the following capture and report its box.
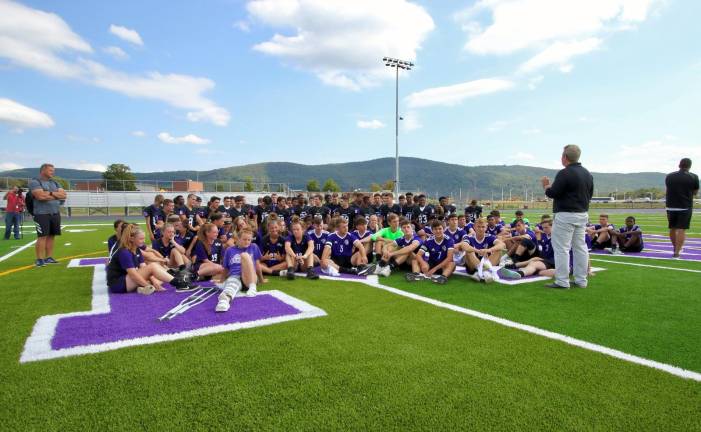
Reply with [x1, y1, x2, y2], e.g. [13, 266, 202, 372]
[26, 178, 59, 216]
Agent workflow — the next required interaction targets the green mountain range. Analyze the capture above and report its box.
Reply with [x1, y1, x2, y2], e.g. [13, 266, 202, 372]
[1, 157, 666, 198]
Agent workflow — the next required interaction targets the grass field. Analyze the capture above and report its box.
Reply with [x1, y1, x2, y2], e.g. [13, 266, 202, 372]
[1, 211, 700, 430]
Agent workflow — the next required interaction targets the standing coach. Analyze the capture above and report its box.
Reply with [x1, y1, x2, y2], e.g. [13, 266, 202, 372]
[665, 158, 699, 258]
[29, 163, 67, 267]
[540, 145, 593, 289]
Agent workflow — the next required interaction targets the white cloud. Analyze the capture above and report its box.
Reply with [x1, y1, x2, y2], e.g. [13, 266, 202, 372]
[248, 0, 434, 90]
[158, 132, 210, 145]
[406, 78, 514, 108]
[487, 120, 509, 132]
[509, 151, 536, 161]
[233, 20, 251, 32]
[131, 130, 146, 137]
[67, 162, 107, 172]
[522, 128, 541, 135]
[527, 75, 544, 90]
[0, 0, 91, 78]
[587, 138, 701, 173]
[0, 162, 23, 171]
[109, 24, 143, 46]
[401, 110, 422, 132]
[0, 98, 55, 130]
[103, 45, 128, 60]
[458, 0, 660, 55]
[0, 1, 229, 126]
[357, 119, 385, 129]
[519, 38, 602, 73]
[82, 60, 230, 126]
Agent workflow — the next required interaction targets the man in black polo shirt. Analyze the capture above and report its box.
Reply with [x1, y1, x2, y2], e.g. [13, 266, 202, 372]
[665, 158, 699, 258]
[541, 144, 594, 289]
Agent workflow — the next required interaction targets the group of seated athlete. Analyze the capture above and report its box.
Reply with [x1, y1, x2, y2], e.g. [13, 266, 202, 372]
[104, 191, 644, 310]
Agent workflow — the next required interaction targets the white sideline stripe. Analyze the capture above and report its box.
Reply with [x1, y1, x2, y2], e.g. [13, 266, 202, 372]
[362, 278, 701, 382]
[591, 253, 701, 263]
[20, 260, 326, 363]
[0, 239, 37, 263]
[590, 258, 701, 274]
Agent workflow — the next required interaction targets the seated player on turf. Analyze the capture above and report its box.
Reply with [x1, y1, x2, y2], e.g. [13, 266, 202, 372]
[609, 216, 644, 254]
[152, 223, 191, 273]
[588, 214, 615, 250]
[456, 218, 518, 283]
[173, 219, 196, 253]
[506, 219, 556, 278]
[506, 219, 538, 263]
[510, 210, 530, 228]
[353, 217, 374, 264]
[486, 214, 505, 237]
[259, 219, 288, 276]
[321, 218, 371, 276]
[535, 214, 551, 231]
[376, 218, 422, 277]
[108, 219, 126, 257]
[368, 214, 381, 234]
[282, 219, 320, 280]
[191, 223, 224, 283]
[412, 220, 454, 284]
[106, 224, 197, 294]
[368, 213, 403, 261]
[308, 216, 328, 265]
[215, 228, 261, 312]
[444, 213, 467, 245]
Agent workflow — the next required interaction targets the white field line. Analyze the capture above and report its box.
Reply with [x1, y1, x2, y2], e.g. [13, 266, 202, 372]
[590, 253, 701, 263]
[0, 239, 37, 263]
[362, 278, 701, 382]
[590, 258, 701, 273]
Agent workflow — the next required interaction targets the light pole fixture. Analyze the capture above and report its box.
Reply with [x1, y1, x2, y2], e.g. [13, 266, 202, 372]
[383, 56, 413, 197]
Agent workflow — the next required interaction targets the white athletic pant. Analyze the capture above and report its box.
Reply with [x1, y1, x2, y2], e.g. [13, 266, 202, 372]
[552, 212, 589, 287]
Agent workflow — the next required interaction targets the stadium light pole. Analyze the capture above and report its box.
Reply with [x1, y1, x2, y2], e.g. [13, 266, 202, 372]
[383, 57, 413, 197]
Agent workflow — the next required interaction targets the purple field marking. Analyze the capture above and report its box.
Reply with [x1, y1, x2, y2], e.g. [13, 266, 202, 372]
[590, 249, 701, 261]
[51, 288, 301, 350]
[79, 257, 109, 266]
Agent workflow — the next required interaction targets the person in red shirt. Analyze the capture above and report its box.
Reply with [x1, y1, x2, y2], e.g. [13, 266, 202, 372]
[4, 186, 25, 240]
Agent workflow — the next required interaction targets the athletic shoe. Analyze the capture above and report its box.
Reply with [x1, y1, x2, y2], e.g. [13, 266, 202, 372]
[482, 272, 494, 284]
[348, 267, 360, 275]
[306, 268, 319, 280]
[499, 255, 513, 267]
[35, 259, 45, 267]
[610, 248, 623, 255]
[287, 269, 296, 280]
[137, 285, 155, 295]
[172, 276, 199, 292]
[44, 257, 59, 264]
[379, 265, 391, 277]
[246, 285, 257, 297]
[322, 266, 341, 277]
[544, 282, 569, 289]
[215, 297, 231, 312]
[497, 267, 522, 280]
[482, 260, 492, 271]
[405, 272, 422, 282]
[431, 274, 448, 285]
[373, 264, 383, 275]
[469, 273, 481, 282]
[573, 283, 587, 288]
[358, 264, 376, 276]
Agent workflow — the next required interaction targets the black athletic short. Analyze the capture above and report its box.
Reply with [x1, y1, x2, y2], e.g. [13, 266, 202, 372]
[591, 237, 612, 249]
[331, 255, 353, 269]
[620, 244, 644, 253]
[34, 213, 61, 237]
[541, 258, 555, 269]
[667, 210, 692, 230]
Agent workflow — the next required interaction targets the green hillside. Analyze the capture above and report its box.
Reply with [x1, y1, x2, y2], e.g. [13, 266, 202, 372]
[1, 157, 666, 197]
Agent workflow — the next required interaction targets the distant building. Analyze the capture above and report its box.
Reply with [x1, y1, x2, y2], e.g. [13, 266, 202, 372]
[173, 180, 203, 192]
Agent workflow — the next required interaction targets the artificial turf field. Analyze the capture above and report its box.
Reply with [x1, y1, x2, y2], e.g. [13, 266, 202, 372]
[1, 211, 700, 430]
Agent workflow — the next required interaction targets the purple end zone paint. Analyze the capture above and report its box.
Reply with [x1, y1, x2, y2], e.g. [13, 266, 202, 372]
[51, 289, 301, 350]
[79, 258, 109, 266]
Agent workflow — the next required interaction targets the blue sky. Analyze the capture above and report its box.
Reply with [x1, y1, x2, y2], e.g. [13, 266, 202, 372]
[1, 0, 700, 175]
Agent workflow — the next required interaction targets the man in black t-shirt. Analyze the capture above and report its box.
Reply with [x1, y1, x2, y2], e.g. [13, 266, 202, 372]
[665, 158, 699, 258]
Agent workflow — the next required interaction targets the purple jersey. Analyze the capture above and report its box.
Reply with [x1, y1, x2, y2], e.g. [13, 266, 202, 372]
[261, 234, 286, 265]
[353, 229, 372, 242]
[223, 244, 262, 277]
[445, 227, 467, 244]
[107, 234, 118, 257]
[325, 232, 359, 258]
[619, 224, 641, 239]
[192, 239, 223, 271]
[106, 247, 144, 288]
[537, 233, 554, 261]
[308, 230, 329, 258]
[421, 225, 433, 237]
[178, 206, 200, 232]
[142, 204, 164, 239]
[465, 234, 497, 250]
[512, 229, 536, 242]
[175, 230, 196, 249]
[594, 223, 615, 231]
[287, 233, 311, 255]
[419, 236, 454, 266]
[486, 224, 502, 237]
[395, 235, 422, 250]
[152, 238, 175, 258]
